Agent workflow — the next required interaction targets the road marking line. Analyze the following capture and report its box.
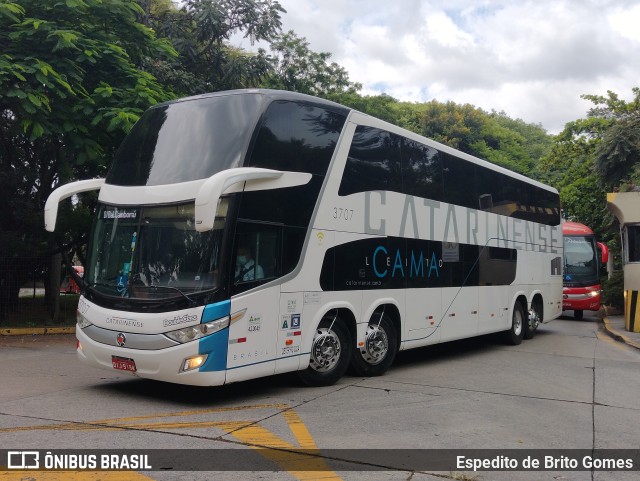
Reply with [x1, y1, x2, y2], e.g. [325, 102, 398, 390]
[0, 404, 345, 480]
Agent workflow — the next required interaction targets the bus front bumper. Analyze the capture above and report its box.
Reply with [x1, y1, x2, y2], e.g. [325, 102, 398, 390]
[76, 327, 227, 386]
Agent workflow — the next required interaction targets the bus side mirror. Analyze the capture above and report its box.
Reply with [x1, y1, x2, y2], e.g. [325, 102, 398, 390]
[194, 168, 311, 232]
[597, 242, 609, 265]
[44, 178, 105, 232]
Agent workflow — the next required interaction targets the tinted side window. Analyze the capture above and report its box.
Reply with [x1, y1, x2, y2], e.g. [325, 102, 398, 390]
[476, 169, 560, 226]
[626, 225, 640, 263]
[237, 176, 324, 228]
[231, 221, 281, 294]
[338, 126, 402, 196]
[246, 100, 346, 176]
[230, 221, 308, 295]
[476, 167, 518, 212]
[402, 139, 443, 201]
[442, 153, 477, 209]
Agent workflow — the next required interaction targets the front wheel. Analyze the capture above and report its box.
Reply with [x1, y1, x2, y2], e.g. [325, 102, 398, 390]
[298, 313, 352, 387]
[504, 302, 525, 345]
[350, 312, 398, 377]
[574, 310, 584, 320]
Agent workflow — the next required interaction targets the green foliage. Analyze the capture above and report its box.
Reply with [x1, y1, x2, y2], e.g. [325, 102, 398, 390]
[266, 30, 361, 96]
[327, 92, 400, 124]
[581, 88, 640, 190]
[536, 88, 640, 248]
[0, 0, 176, 319]
[595, 113, 640, 190]
[329, 93, 552, 177]
[601, 271, 624, 309]
[144, 0, 286, 95]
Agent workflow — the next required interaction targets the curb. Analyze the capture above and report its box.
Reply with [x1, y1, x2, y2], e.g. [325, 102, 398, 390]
[0, 327, 75, 336]
[602, 317, 640, 350]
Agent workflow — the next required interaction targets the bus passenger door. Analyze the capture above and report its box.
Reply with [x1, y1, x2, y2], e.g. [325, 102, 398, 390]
[225, 224, 282, 384]
[226, 287, 279, 383]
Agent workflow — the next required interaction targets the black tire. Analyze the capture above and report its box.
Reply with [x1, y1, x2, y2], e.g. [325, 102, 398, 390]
[504, 302, 525, 345]
[574, 310, 584, 320]
[524, 298, 542, 340]
[298, 313, 352, 387]
[350, 312, 398, 377]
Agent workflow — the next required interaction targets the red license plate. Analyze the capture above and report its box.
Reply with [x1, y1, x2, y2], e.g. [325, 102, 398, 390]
[112, 356, 137, 372]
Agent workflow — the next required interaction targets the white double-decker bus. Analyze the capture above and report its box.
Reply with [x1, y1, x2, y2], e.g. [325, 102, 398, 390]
[45, 90, 562, 387]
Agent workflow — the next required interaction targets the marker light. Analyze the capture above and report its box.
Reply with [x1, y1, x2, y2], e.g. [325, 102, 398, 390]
[181, 355, 208, 372]
[165, 317, 229, 344]
[76, 311, 92, 329]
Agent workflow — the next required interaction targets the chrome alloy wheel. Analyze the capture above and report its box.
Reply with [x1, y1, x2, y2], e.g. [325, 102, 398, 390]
[361, 324, 389, 365]
[309, 328, 341, 373]
[528, 307, 540, 331]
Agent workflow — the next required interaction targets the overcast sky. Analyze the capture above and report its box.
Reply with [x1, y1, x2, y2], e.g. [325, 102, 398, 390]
[233, 0, 640, 134]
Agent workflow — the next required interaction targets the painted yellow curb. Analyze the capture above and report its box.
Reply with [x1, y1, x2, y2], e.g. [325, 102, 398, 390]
[602, 317, 640, 350]
[0, 326, 75, 336]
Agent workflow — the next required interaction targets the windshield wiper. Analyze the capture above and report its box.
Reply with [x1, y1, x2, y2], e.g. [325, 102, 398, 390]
[129, 284, 198, 306]
[87, 281, 118, 290]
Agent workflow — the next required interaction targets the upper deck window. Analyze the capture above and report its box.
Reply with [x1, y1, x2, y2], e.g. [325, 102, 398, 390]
[106, 94, 263, 186]
[246, 100, 347, 176]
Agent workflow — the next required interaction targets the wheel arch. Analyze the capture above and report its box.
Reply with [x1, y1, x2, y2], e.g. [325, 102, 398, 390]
[512, 292, 529, 318]
[310, 303, 357, 344]
[363, 299, 402, 351]
[530, 292, 544, 316]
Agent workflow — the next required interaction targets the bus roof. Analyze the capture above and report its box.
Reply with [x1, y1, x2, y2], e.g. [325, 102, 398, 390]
[562, 221, 595, 236]
[152, 89, 558, 195]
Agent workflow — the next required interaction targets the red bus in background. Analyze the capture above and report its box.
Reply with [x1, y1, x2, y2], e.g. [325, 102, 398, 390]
[562, 221, 609, 319]
[60, 266, 84, 294]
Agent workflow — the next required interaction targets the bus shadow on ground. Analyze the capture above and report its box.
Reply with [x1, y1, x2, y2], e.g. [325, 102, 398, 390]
[91, 332, 527, 405]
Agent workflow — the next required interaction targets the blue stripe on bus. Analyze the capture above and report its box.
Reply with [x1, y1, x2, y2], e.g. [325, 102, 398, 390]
[201, 300, 231, 323]
[199, 300, 231, 372]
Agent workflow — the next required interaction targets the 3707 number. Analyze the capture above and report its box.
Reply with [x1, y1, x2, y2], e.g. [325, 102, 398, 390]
[332, 207, 354, 221]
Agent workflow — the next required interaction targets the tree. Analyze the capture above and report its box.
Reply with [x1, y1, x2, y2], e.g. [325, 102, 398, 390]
[266, 30, 361, 96]
[142, 0, 286, 96]
[536, 88, 640, 247]
[0, 0, 176, 321]
[419, 100, 551, 175]
[590, 90, 640, 191]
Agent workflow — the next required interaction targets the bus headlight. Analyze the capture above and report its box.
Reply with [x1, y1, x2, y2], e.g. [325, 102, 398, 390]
[181, 355, 208, 372]
[165, 317, 229, 344]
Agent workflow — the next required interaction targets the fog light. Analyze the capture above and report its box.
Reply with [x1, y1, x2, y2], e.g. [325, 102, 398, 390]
[181, 355, 208, 372]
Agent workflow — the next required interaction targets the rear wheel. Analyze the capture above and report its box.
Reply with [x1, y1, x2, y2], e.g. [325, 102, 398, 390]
[298, 313, 352, 387]
[350, 312, 398, 377]
[524, 298, 542, 340]
[574, 310, 584, 320]
[504, 302, 525, 345]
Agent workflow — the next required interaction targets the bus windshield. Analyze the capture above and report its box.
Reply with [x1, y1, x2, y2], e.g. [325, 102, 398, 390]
[563, 235, 598, 284]
[86, 200, 228, 299]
